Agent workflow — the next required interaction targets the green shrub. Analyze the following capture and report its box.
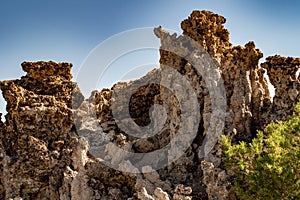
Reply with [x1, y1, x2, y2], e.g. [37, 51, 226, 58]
[222, 102, 300, 200]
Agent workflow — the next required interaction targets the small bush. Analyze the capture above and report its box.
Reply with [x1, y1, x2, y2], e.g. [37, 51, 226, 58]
[222, 102, 300, 199]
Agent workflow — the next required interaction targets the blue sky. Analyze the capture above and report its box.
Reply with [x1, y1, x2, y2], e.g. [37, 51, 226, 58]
[1, 0, 300, 117]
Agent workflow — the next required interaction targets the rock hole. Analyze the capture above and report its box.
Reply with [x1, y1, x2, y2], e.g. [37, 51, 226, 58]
[264, 72, 275, 101]
[0, 92, 6, 122]
[129, 83, 162, 127]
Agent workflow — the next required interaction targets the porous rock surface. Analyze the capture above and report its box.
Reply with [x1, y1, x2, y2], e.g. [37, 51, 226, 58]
[0, 10, 299, 200]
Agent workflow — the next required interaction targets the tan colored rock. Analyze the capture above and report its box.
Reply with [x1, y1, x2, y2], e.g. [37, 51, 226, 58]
[154, 188, 170, 200]
[201, 161, 235, 200]
[138, 187, 155, 200]
[173, 184, 192, 200]
[0, 10, 299, 200]
[181, 10, 231, 58]
[262, 55, 300, 121]
[0, 61, 84, 199]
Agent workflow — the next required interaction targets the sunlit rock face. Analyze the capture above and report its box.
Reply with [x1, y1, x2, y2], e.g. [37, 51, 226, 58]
[0, 10, 299, 200]
[262, 55, 300, 122]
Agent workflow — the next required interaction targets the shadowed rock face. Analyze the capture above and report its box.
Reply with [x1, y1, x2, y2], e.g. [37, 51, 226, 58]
[0, 10, 299, 200]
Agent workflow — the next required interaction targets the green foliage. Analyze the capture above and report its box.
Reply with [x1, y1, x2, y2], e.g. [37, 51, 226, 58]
[222, 102, 300, 200]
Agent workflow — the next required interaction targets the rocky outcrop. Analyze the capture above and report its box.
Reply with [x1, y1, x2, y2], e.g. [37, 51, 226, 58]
[0, 62, 137, 199]
[262, 55, 300, 122]
[153, 10, 272, 199]
[0, 61, 82, 199]
[0, 10, 299, 200]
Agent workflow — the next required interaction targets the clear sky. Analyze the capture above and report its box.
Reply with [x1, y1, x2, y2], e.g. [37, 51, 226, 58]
[1, 0, 300, 118]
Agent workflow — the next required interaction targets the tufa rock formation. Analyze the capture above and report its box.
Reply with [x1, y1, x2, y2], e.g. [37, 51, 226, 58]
[0, 10, 299, 200]
[262, 55, 300, 121]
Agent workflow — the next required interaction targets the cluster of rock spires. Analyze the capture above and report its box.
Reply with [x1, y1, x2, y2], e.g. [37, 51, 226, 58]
[0, 10, 299, 200]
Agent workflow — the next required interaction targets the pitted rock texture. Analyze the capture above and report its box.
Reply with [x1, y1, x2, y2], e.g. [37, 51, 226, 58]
[0, 62, 138, 200]
[201, 161, 235, 200]
[181, 10, 231, 59]
[0, 10, 299, 200]
[262, 55, 300, 122]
